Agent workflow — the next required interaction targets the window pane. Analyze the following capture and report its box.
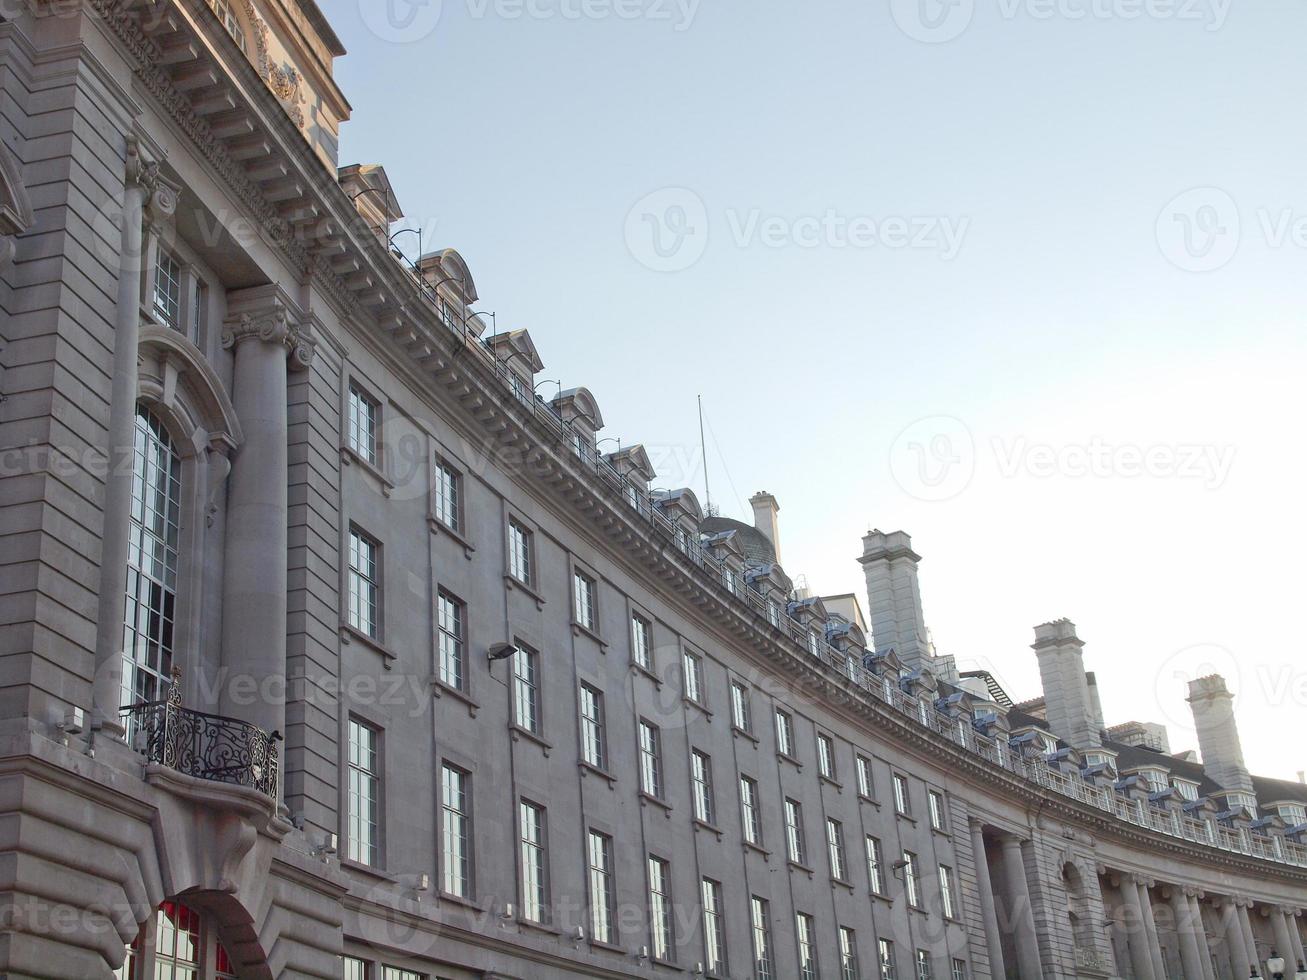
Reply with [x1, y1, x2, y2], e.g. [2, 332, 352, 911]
[437, 590, 464, 690]
[348, 530, 380, 639]
[122, 409, 181, 712]
[751, 896, 773, 980]
[513, 645, 539, 733]
[520, 801, 547, 923]
[441, 764, 470, 897]
[648, 856, 673, 961]
[702, 879, 726, 974]
[580, 684, 607, 769]
[347, 719, 379, 866]
[588, 831, 615, 943]
[639, 721, 662, 798]
[348, 384, 379, 466]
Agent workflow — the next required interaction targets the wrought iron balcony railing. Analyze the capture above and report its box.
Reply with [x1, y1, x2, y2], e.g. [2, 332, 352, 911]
[122, 682, 280, 799]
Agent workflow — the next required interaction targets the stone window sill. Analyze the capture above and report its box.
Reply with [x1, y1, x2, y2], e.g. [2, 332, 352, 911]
[632, 662, 662, 687]
[787, 859, 814, 879]
[428, 515, 475, 560]
[579, 760, 617, 788]
[858, 793, 881, 809]
[820, 774, 843, 792]
[684, 698, 712, 721]
[743, 839, 771, 861]
[640, 791, 673, 817]
[692, 818, 723, 841]
[509, 724, 552, 756]
[778, 752, 803, 771]
[340, 858, 396, 883]
[732, 725, 758, 745]
[340, 444, 394, 497]
[431, 677, 479, 717]
[438, 890, 480, 910]
[831, 876, 855, 894]
[340, 623, 398, 668]
[571, 619, 607, 649]
[504, 573, 546, 609]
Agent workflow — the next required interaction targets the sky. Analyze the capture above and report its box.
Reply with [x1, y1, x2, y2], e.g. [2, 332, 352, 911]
[318, 0, 1307, 781]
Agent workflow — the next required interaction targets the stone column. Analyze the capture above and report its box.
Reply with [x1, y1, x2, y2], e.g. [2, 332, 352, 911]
[1170, 886, 1207, 980]
[1287, 908, 1307, 973]
[1189, 893, 1217, 980]
[1221, 897, 1254, 979]
[1237, 901, 1260, 975]
[1120, 876, 1158, 980]
[1271, 909, 1298, 976]
[218, 294, 313, 745]
[969, 820, 1008, 980]
[92, 136, 178, 732]
[1000, 835, 1043, 980]
[1138, 880, 1168, 980]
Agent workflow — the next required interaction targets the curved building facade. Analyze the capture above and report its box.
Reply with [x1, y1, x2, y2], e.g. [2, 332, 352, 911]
[0, 2, 1303, 978]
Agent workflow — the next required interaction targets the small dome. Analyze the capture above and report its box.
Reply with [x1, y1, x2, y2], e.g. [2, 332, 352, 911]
[699, 516, 776, 564]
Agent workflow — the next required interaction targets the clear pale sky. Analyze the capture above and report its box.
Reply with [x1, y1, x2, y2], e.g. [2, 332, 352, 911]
[319, 0, 1307, 781]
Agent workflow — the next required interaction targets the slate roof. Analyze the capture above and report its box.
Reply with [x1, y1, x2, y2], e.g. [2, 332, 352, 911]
[698, 516, 776, 564]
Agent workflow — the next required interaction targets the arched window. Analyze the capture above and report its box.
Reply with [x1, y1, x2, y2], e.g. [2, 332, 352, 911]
[114, 900, 242, 979]
[122, 407, 182, 708]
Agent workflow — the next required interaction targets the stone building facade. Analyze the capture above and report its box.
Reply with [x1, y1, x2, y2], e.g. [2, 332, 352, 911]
[0, 2, 1304, 978]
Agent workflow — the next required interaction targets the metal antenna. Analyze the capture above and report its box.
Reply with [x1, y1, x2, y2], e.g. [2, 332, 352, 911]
[698, 394, 712, 515]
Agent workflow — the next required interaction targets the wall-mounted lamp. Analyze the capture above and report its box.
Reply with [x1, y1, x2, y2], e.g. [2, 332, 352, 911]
[488, 642, 517, 662]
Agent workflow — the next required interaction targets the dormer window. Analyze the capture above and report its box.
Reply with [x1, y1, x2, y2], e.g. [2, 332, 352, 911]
[1173, 780, 1199, 802]
[209, 0, 247, 52]
[1278, 804, 1307, 826]
[806, 630, 819, 657]
[766, 600, 780, 628]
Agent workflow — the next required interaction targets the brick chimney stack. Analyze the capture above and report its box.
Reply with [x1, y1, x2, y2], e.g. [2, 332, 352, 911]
[860, 530, 929, 670]
[1032, 619, 1101, 750]
[1187, 675, 1255, 796]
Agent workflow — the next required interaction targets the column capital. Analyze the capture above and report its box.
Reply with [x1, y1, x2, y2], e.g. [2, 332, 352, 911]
[222, 299, 316, 369]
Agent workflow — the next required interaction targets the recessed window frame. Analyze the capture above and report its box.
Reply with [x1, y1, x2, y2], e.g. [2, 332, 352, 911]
[432, 456, 462, 533]
[579, 682, 608, 770]
[346, 717, 381, 867]
[784, 798, 806, 865]
[440, 762, 472, 898]
[347, 526, 382, 641]
[691, 749, 716, 824]
[347, 381, 381, 468]
[774, 708, 795, 758]
[638, 718, 664, 799]
[436, 588, 466, 692]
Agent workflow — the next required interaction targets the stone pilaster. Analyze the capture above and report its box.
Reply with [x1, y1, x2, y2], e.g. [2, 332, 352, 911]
[91, 134, 179, 732]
